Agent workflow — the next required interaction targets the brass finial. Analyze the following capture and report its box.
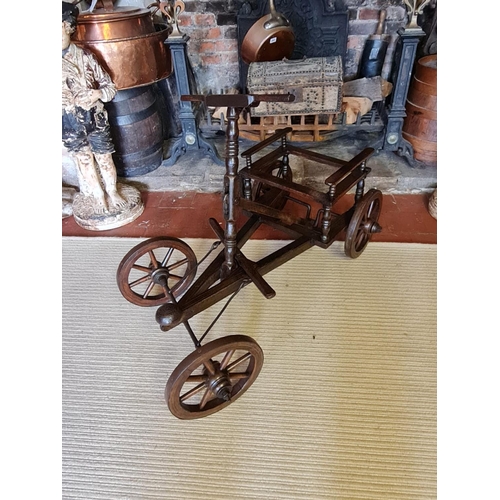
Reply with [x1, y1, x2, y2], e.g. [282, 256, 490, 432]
[160, 0, 185, 38]
[403, 0, 431, 31]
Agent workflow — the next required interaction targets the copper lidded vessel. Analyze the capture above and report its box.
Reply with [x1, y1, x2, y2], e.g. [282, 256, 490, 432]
[72, 0, 172, 90]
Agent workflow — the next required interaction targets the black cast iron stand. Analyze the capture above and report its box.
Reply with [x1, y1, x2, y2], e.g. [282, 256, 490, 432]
[162, 34, 224, 167]
[372, 26, 426, 168]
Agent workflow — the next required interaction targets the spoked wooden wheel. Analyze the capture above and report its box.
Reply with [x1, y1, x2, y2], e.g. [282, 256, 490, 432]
[251, 160, 292, 210]
[345, 189, 383, 259]
[117, 237, 197, 307]
[166, 335, 264, 419]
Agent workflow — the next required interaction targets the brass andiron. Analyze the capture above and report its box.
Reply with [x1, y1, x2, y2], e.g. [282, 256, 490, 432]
[160, 0, 185, 38]
[403, 0, 431, 31]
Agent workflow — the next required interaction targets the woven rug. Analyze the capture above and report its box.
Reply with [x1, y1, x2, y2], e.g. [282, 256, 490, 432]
[62, 237, 436, 500]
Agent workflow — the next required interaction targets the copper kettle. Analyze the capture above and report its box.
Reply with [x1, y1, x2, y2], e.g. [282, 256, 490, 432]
[72, 0, 172, 90]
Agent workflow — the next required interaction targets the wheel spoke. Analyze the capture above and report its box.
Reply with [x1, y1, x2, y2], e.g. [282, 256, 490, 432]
[220, 350, 235, 370]
[142, 280, 158, 299]
[186, 374, 207, 384]
[203, 360, 216, 376]
[199, 388, 213, 409]
[228, 372, 250, 381]
[226, 352, 251, 372]
[168, 273, 184, 282]
[180, 382, 206, 402]
[131, 264, 152, 274]
[355, 231, 367, 250]
[167, 257, 189, 272]
[355, 227, 366, 243]
[367, 200, 378, 219]
[129, 274, 151, 289]
[148, 250, 159, 269]
[160, 247, 174, 267]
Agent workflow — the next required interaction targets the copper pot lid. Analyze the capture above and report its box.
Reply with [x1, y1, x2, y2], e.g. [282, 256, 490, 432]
[73, 4, 158, 42]
[77, 6, 151, 23]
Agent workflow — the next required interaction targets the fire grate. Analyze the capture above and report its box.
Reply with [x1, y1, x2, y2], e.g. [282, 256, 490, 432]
[199, 105, 384, 143]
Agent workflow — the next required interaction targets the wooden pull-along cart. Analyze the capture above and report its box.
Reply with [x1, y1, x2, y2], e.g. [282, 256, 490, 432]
[116, 93, 383, 419]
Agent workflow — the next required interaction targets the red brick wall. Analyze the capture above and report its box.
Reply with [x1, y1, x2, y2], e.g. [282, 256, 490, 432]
[176, 0, 409, 92]
[115, 0, 413, 92]
[344, 2, 408, 80]
[176, 1, 241, 93]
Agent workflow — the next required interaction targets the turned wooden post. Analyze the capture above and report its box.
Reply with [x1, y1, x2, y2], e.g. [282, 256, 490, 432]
[221, 106, 241, 277]
[355, 160, 367, 203]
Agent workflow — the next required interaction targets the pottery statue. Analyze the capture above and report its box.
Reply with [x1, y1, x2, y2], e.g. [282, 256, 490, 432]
[62, 1, 143, 230]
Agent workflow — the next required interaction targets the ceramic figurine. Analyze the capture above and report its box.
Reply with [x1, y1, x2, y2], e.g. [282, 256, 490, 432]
[428, 188, 437, 219]
[62, 1, 143, 230]
[62, 186, 77, 218]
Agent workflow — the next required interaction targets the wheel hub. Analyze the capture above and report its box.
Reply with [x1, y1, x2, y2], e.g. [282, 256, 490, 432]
[151, 267, 170, 284]
[205, 363, 232, 401]
[363, 219, 382, 234]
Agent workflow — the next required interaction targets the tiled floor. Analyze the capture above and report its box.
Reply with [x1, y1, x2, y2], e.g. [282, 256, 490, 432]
[62, 191, 437, 244]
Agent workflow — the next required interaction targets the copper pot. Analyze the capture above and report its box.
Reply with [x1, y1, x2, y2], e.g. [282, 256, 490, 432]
[74, 7, 157, 40]
[240, 0, 295, 65]
[72, 2, 172, 90]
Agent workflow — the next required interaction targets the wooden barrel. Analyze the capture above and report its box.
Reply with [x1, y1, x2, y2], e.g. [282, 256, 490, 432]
[402, 54, 437, 164]
[105, 85, 164, 177]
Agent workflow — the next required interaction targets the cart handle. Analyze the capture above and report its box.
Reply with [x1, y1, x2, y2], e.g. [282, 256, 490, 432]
[324, 148, 375, 187]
